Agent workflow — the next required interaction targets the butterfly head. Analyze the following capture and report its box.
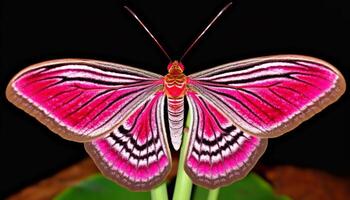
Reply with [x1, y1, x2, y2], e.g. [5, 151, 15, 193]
[167, 61, 185, 74]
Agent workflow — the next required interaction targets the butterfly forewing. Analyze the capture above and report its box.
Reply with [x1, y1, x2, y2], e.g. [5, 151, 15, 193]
[185, 91, 268, 189]
[6, 59, 163, 142]
[85, 91, 171, 191]
[188, 55, 346, 138]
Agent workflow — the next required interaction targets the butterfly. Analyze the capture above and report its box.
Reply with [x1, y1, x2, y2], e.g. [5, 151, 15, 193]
[5, 3, 346, 191]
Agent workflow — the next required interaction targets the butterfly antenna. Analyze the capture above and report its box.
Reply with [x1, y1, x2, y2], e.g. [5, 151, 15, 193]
[124, 6, 172, 62]
[180, 2, 233, 61]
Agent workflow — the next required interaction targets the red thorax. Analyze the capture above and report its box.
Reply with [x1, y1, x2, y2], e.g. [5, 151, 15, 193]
[164, 61, 187, 98]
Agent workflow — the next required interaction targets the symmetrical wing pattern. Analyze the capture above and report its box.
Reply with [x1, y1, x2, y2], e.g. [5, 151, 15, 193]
[6, 59, 163, 142]
[189, 55, 345, 137]
[85, 91, 171, 191]
[185, 91, 268, 188]
[6, 55, 346, 191]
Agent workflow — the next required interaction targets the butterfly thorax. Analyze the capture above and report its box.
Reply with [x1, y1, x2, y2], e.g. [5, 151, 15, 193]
[164, 61, 188, 98]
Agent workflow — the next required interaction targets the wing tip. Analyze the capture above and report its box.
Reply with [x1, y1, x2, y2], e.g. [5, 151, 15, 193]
[5, 84, 104, 143]
[253, 70, 346, 139]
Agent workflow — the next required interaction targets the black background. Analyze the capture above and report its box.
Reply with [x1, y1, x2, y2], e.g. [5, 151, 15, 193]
[1, 0, 349, 198]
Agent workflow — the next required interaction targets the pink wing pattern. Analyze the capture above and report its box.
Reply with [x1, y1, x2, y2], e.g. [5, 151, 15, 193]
[185, 91, 267, 188]
[6, 59, 163, 142]
[85, 91, 171, 191]
[189, 55, 345, 137]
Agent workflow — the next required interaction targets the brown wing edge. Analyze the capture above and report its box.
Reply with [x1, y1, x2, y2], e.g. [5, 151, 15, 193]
[184, 137, 268, 189]
[84, 142, 172, 192]
[5, 59, 162, 142]
[190, 55, 346, 138]
[5, 85, 104, 142]
[251, 55, 346, 138]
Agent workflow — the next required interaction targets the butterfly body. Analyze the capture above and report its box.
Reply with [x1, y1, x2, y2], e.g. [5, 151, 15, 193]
[164, 61, 188, 149]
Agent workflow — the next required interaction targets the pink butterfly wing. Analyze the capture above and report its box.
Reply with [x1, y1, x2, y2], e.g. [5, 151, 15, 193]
[185, 91, 267, 189]
[188, 55, 346, 137]
[85, 91, 171, 191]
[6, 59, 163, 142]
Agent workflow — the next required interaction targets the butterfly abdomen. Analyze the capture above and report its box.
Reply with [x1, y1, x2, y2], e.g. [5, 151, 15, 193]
[167, 97, 184, 150]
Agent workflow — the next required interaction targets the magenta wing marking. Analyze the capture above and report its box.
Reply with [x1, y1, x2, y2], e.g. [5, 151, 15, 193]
[185, 91, 267, 189]
[6, 59, 163, 142]
[85, 91, 171, 191]
[189, 55, 346, 137]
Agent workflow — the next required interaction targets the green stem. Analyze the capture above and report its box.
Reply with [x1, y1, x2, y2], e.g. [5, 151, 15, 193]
[172, 111, 193, 200]
[151, 182, 168, 200]
[207, 188, 220, 200]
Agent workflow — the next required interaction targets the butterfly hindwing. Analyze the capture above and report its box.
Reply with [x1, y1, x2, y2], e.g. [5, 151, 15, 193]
[185, 91, 268, 189]
[85, 91, 171, 191]
[6, 59, 163, 142]
[188, 55, 346, 137]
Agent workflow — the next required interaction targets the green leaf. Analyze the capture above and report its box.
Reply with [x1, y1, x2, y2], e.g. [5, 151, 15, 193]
[55, 173, 290, 200]
[54, 174, 151, 200]
[193, 173, 292, 200]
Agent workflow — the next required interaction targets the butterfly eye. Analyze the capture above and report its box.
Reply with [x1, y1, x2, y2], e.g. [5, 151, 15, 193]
[178, 62, 185, 71]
